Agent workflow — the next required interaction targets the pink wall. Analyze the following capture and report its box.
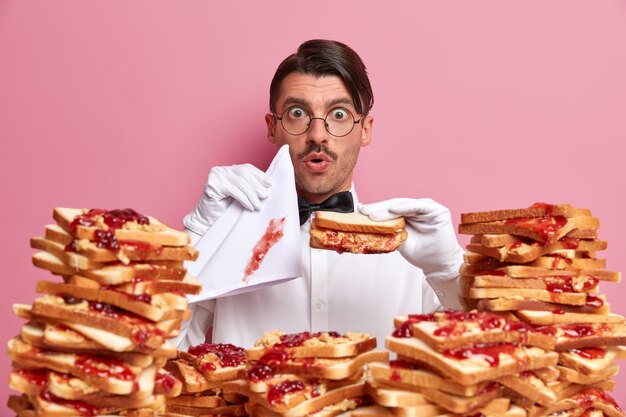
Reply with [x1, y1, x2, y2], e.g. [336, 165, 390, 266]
[2, 0, 625, 406]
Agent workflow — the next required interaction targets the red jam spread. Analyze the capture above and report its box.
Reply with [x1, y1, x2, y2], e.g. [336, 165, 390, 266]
[16, 369, 48, 387]
[571, 347, 606, 360]
[243, 217, 286, 283]
[188, 343, 246, 368]
[443, 343, 517, 367]
[100, 286, 152, 304]
[155, 372, 177, 391]
[75, 356, 135, 381]
[259, 348, 293, 364]
[530, 202, 556, 215]
[389, 359, 422, 370]
[560, 324, 595, 338]
[70, 208, 149, 232]
[561, 236, 581, 249]
[545, 276, 597, 293]
[132, 326, 166, 346]
[392, 321, 414, 338]
[574, 387, 621, 411]
[544, 254, 573, 269]
[504, 215, 567, 244]
[248, 363, 276, 382]
[276, 331, 341, 348]
[586, 295, 604, 308]
[509, 241, 524, 250]
[267, 380, 306, 405]
[40, 389, 100, 416]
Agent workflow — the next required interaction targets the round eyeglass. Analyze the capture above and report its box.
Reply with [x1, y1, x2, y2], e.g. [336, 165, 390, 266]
[273, 106, 363, 137]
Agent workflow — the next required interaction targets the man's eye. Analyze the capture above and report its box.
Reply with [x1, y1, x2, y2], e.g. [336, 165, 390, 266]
[288, 107, 307, 119]
[330, 108, 349, 121]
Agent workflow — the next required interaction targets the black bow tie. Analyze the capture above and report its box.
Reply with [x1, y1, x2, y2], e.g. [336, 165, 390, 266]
[298, 191, 355, 226]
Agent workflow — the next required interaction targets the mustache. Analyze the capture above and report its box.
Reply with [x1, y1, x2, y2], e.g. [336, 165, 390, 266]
[297, 144, 338, 161]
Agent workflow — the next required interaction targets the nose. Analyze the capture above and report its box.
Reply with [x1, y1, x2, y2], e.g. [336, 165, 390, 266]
[305, 117, 330, 145]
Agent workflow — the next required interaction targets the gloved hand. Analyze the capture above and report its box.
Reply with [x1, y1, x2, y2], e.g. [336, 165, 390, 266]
[184, 164, 273, 237]
[359, 198, 463, 282]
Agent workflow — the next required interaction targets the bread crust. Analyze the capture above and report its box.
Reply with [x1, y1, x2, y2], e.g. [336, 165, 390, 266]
[385, 336, 558, 385]
[314, 212, 405, 234]
[461, 204, 591, 224]
[54, 207, 190, 247]
[248, 332, 376, 360]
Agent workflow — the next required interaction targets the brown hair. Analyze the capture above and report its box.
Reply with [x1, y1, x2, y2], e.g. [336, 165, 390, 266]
[269, 39, 374, 116]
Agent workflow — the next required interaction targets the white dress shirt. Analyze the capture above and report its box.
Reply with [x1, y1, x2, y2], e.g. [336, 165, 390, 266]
[175, 189, 460, 350]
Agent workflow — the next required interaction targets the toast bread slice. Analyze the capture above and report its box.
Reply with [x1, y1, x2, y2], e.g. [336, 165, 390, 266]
[385, 335, 558, 385]
[466, 287, 588, 305]
[496, 371, 557, 407]
[557, 364, 619, 384]
[166, 393, 226, 408]
[31, 237, 105, 270]
[248, 331, 376, 360]
[30, 295, 177, 350]
[516, 310, 623, 325]
[393, 311, 556, 351]
[525, 387, 623, 417]
[461, 264, 621, 282]
[364, 381, 430, 407]
[249, 349, 387, 382]
[554, 323, 626, 351]
[467, 239, 607, 263]
[239, 379, 366, 417]
[35, 280, 186, 322]
[474, 228, 598, 248]
[477, 296, 611, 314]
[45, 224, 198, 264]
[8, 337, 142, 395]
[314, 211, 405, 234]
[465, 274, 600, 292]
[558, 346, 626, 374]
[461, 204, 591, 224]
[32, 251, 187, 284]
[21, 321, 174, 364]
[459, 216, 599, 245]
[368, 361, 493, 397]
[54, 207, 190, 246]
[163, 359, 221, 394]
[179, 343, 247, 382]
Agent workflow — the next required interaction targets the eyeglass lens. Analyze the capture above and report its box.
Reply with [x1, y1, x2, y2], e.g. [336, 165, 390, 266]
[280, 106, 356, 137]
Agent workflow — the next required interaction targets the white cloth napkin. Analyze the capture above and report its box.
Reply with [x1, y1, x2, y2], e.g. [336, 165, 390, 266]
[186, 145, 302, 302]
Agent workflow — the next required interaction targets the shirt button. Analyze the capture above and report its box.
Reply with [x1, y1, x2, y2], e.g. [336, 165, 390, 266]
[435, 289, 445, 297]
[315, 299, 325, 308]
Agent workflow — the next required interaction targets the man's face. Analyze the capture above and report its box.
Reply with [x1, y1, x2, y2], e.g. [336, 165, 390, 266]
[266, 73, 373, 204]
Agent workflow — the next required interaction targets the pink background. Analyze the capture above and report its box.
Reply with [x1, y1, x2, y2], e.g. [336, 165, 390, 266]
[2, 0, 625, 406]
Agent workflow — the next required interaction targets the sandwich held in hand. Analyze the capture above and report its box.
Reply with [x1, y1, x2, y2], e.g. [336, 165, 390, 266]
[9, 207, 201, 417]
[309, 211, 407, 254]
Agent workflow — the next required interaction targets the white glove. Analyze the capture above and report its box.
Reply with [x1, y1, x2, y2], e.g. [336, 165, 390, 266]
[359, 198, 463, 282]
[184, 164, 273, 237]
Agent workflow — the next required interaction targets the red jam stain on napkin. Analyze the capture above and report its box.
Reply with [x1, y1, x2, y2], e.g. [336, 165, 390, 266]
[243, 217, 286, 284]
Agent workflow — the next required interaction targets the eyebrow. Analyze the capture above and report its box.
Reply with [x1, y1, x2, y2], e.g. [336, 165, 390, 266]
[281, 97, 356, 112]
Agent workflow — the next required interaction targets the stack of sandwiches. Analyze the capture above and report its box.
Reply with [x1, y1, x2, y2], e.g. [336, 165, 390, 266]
[163, 343, 249, 417]
[8, 207, 202, 416]
[457, 203, 625, 415]
[223, 330, 387, 417]
[364, 310, 555, 416]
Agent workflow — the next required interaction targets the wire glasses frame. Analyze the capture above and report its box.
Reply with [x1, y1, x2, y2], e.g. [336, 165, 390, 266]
[273, 106, 363, 137]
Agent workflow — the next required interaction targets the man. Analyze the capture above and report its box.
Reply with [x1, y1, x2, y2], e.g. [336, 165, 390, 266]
[178, 39, 463, 349]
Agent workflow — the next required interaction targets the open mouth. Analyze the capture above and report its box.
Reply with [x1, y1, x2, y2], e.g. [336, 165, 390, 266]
[303, 153, 332, 172]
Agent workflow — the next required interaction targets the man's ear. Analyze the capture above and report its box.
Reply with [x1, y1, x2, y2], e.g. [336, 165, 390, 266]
[360, 115, 373, 147]
[265, 113, 277, 144]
